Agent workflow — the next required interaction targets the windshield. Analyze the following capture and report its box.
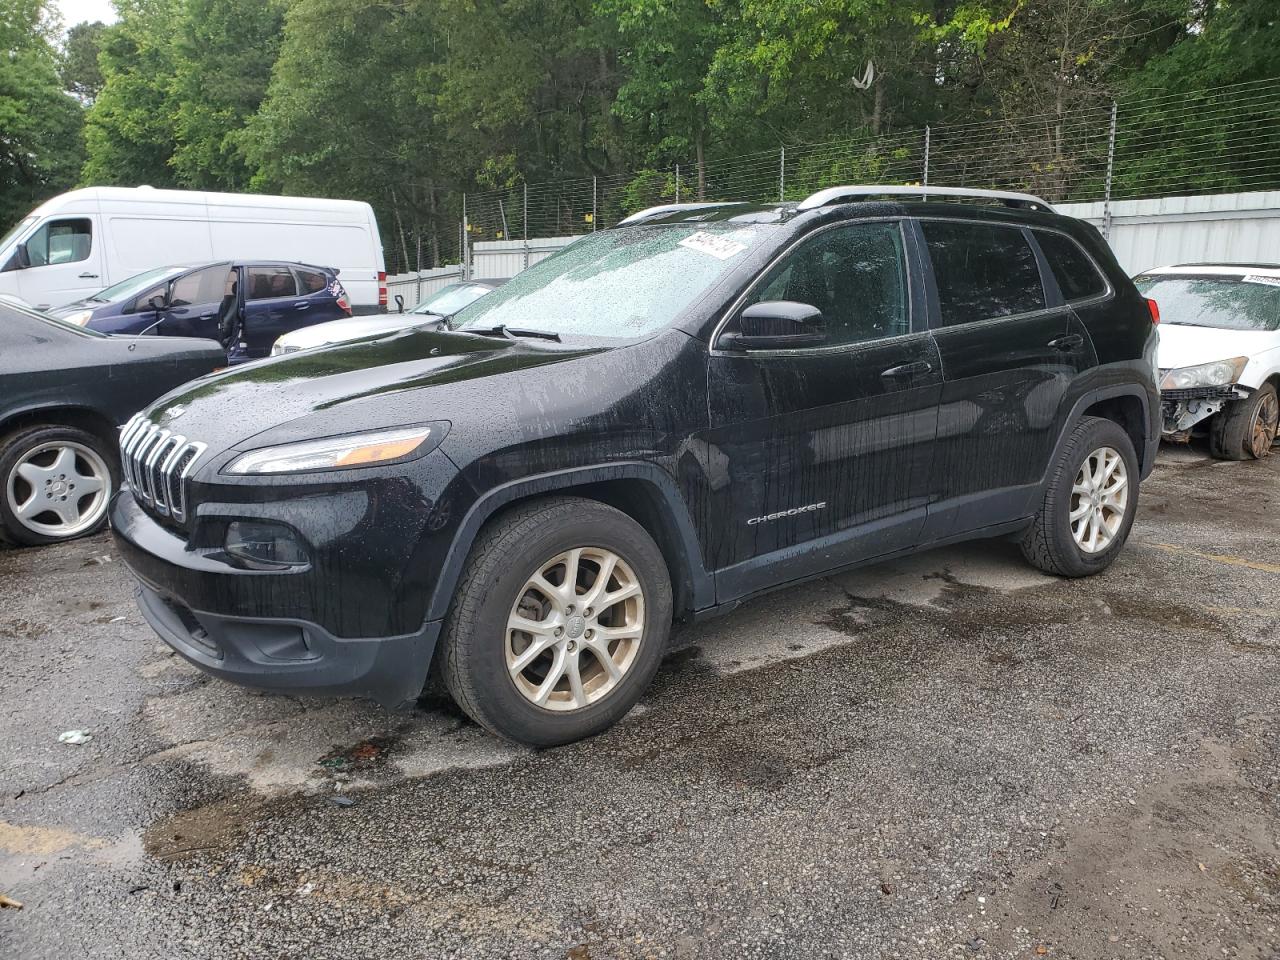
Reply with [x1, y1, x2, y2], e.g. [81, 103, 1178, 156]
[91, 265, 188, 303]
[449, 223, 777, 338]
[0, 216, 36, 253]
[1134, 275, 1280, 332]
[412, 282, 497, 316]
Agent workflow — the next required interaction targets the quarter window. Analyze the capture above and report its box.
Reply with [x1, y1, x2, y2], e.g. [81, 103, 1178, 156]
[922, 221, 1046, 326]
[246, 265, 298, 300]
[744, 222, 909, 346]
[1035, 230, 1107, 301]
[24, 218, 92, 267]
[295, 268, 329, 294]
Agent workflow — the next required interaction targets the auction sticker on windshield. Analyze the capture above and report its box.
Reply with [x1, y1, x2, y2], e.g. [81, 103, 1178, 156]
[679, 231, 747, 260]
[1243, 274, 1280, 287]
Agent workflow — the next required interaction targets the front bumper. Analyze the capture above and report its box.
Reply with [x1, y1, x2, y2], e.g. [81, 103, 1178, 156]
[111, 491, 440, 707]
[1160, 384, 1246, 435]
[134, 580, 438, 707]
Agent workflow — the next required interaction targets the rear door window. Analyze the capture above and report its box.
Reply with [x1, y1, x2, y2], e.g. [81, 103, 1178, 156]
[246, 265, 298, 300]
[921, 221, 1046, 326]
[1035, 230, 1107, 301]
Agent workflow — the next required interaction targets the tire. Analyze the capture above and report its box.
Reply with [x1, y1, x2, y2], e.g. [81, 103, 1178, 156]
[1209, 382, 1278, 460]
[438, 496, 673, 747]
[1020, 416, 1139, 578]
[0, 424, 119, 547]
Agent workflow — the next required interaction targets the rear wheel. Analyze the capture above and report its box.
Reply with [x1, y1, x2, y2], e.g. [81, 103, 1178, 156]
[1210, 383, 1278, 460]
[1020, 416, 1139, 577]
[438, 496, 673, 747]
[0, 424, 117, 547]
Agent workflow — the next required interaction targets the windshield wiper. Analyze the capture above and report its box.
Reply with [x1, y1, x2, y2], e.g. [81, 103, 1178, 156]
[464, 324, 562, 343]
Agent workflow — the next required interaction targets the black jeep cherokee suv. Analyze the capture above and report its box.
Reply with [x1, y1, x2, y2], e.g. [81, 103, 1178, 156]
[110, 186, 1160, 746]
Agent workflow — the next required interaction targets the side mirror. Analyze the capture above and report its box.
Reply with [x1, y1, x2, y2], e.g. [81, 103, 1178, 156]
[395, 294, 405, 314]
[720, 301, 826, 351]
[148, 294, 167, 312]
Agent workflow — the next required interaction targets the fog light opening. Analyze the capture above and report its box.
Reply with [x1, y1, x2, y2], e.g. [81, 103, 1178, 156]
[224, 520, 309, 569]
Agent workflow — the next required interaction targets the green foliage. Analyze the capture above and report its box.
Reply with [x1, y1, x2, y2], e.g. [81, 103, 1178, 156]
[59, 19, 108, 102]
[0, 0, 1268, 244]
[169, 0, 287, 189]
[81, 0, 184, 187]
[0, 0, 84, 228]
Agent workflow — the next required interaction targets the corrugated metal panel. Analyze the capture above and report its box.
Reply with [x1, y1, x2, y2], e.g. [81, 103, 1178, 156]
[1058, 190, 1280, 275]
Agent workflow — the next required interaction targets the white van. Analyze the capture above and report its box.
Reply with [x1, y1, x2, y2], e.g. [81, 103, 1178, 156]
[0, 187, 387, 313]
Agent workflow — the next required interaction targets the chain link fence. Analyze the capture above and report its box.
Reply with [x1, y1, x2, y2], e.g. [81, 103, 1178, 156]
[387, 75, 1280, 276]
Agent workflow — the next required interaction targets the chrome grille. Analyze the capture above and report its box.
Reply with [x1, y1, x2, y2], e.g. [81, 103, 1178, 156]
[119, 415, 207, 521]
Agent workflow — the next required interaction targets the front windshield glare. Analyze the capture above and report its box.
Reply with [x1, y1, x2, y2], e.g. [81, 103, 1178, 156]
[450, 223, 775, 338]
[413, 282, 493, 316]
[1135, 275, 1280, 332]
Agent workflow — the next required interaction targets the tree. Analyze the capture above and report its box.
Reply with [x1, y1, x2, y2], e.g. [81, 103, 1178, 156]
[602, 0, 725, 198]
[244, 0, 452, 268]
[0, 0, 84, 230]
[60, 20, 109, 103]
[169, 0, 287, 189]
[81, 0, 184, 187]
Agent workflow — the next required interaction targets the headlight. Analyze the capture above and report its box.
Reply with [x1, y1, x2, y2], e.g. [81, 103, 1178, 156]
[225, 425, 439, 475]
[62, 310, 93, 327]
[1159, 357, 1248, 391]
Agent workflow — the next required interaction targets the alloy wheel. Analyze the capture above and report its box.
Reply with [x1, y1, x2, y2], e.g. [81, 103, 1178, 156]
[1248, 390, 1279, 458]
[5, 441, 111, 540]
[1070, 446, 1128, 554]
[506, 547, 645, 711]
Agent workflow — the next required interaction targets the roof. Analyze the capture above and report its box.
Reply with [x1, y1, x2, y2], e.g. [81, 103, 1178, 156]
[1140, 263, 1280, 278]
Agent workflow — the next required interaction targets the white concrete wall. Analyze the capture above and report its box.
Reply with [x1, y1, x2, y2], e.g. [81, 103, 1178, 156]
[470, 237, 578, 278]
[1058, 191, 1280, 275]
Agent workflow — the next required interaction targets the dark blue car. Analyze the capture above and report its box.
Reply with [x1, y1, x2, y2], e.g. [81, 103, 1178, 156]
[50, 261, 351, 363]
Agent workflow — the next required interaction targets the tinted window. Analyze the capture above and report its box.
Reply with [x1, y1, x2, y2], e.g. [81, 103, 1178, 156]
[170, 265, 231, 306]
[744, 222, 908, 346]
[922, 221, 1045, 326]
[1132, 275, 1280, 332]
[1036, 230, 1106, 301]
[25, 218, 92, 267]
[247, 265, 298, 300]
[295, 268, 329, 294]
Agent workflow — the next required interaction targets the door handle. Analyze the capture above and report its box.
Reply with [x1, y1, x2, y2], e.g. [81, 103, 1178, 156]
[1048, 333, 1084, 351]
[78, 272, 99, 279]
[293, 301, 310, 310]
[880, 360, 933, 379]
[198, 313, 215, 321]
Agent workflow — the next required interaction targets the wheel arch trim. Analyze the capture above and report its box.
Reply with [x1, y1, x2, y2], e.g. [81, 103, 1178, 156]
[1056, 383, 1156, 480]
[425, 462, 715, 623]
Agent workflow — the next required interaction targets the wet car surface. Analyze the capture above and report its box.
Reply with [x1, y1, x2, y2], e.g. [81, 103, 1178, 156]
[2, 444, 1278, 959]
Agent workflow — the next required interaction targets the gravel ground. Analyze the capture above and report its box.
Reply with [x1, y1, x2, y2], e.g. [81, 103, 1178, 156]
[1, 443, 1278, 960]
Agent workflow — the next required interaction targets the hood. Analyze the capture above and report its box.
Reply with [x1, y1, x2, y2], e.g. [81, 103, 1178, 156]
[1155, 323, 1280, 371]
[276, 314, 429, 351]
[144, 326, 606, 455]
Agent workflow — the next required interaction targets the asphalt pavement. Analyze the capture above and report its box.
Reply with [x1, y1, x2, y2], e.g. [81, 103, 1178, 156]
[1, 443, 1278, 959]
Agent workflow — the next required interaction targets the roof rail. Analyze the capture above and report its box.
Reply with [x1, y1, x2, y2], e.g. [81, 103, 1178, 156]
[796, 185, 1054, 213]
[616, 202, 741, 226]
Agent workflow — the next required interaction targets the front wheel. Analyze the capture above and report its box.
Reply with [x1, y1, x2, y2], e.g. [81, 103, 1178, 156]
[438, 496, 673, 747]
[0, 424, 118, 547]
[1210, 383, 1278, 460]
[1020, 416, 1139, 577]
